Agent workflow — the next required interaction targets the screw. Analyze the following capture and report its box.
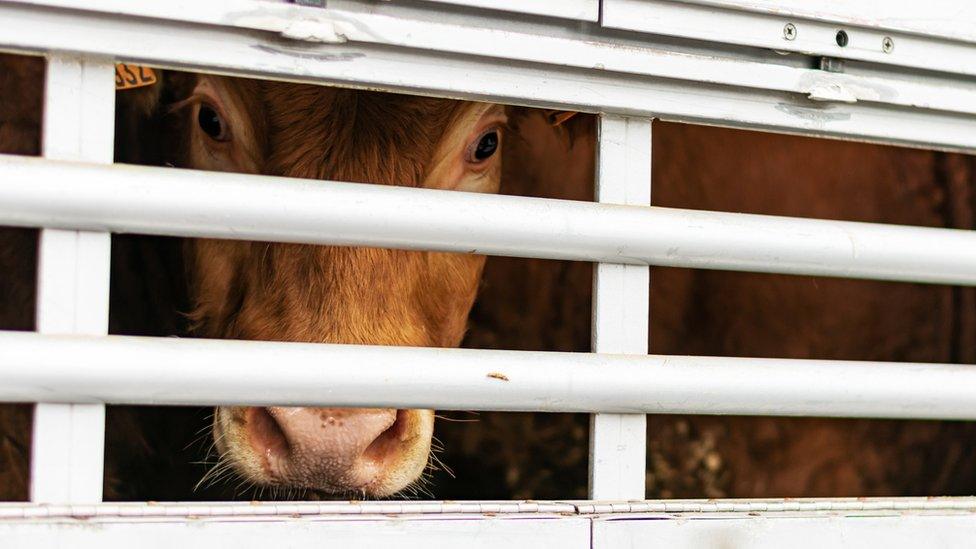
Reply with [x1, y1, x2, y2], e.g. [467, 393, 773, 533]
[783, 23, 797, 41]
[882, 36, 894, 53]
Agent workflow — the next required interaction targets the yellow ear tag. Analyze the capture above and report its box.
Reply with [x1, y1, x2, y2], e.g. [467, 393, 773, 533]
[115, 64, 157, 90]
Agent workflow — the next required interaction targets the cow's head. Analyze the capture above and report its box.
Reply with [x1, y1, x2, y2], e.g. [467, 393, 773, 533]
[120, 71, 576, 497]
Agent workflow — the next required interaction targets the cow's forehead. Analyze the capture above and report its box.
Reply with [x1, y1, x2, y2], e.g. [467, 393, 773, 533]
[250, 81, 474, 186]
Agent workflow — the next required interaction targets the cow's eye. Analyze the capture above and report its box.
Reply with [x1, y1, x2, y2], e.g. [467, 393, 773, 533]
[468, 129, 500, 163]
[198, 104, 227, 141]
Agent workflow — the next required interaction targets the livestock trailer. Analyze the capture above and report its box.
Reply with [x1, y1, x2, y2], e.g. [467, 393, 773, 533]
[2, 0, 976, 547]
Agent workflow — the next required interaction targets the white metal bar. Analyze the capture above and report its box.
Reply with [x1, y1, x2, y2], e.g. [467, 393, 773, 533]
[13, 0, 976, 80]
[1, 502, 976, 549]
[3, 332, 976, 420]
[2, 500, 976, 548]
[576, 497, 976, 514]
[0, 513, 591, 549]
[11, 0, 976, 117]
[417, 0, 599, 21]
[2, 156, 976, 286]
[2, 497, 976, 519]
[683, 0, 976, 44]
[592, 512, 976, 549]
[0, 500, 576, 519]
[589, 116, 651, 501]
[12, 0, 976, 108]
[31, 55, 113, 504]
[3, 2, 976, 151]
[602, 0, 976, 78]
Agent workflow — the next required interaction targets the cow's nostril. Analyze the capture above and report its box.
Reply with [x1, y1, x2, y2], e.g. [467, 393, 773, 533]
[245, 407, 289, 462]
[362, 409, 408, 465]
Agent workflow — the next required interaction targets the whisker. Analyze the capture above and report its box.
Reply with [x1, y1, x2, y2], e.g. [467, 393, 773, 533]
[429, 451, 455, 479]
[434, 414, 480, 423]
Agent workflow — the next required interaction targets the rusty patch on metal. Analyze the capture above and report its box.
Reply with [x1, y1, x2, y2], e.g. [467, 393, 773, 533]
[487, 372, 509, 382]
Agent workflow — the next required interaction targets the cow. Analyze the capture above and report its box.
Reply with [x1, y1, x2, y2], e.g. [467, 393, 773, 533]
[449, 116, 976, 500]
[116, 68, 547, 498]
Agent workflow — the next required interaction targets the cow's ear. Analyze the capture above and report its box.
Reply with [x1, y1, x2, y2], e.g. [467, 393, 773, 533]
[115, 65, 164, 117]
[501, 107, 595, 200]
[118, 81, 164, 120]
[116, 69, 199, 166]
[505, 107, 592, 149]
[115, 68, 170, 166]
[541, 110, 579, 127]
[539, 109, 590, 147]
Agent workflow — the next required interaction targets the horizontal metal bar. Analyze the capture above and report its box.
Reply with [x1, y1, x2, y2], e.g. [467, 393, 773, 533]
[3, 156, 976, 285]
[11, 0, 976, 116]
[578, 497, 976, 514]
[416, 0, 599, 21]
[0, 506, 591, 549]
[0, 501, 576, 520]
[594, 512, 976, 549]
[1, 497, 975, 520]
[2, 499, 975, 548]
[3, 2, 976, 151]
[3, 331, 976, 420]
[683, 0, 976, 45]
[604, 0, 976, 78]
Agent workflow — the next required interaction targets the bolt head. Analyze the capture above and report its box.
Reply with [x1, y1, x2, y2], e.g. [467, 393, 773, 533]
[783, 23, 797, 40]
[882, 36, 894, 53]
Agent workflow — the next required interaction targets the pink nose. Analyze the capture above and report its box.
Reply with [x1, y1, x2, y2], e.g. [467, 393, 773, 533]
[245, 406, 405, 491]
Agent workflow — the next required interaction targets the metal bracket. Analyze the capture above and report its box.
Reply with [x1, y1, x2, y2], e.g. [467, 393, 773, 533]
[819, 56, 845, 73]
[806, 56, 856, 103]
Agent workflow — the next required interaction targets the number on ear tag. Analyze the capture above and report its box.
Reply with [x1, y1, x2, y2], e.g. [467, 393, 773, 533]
[115, 64, 157, 90]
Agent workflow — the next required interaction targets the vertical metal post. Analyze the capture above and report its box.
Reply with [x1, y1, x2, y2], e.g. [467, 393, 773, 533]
[588, 115, 651, 500]
[30, 55, 114, 503]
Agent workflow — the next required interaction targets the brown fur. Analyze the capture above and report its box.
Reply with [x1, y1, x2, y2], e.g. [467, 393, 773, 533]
[184, 82, 480, 349]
